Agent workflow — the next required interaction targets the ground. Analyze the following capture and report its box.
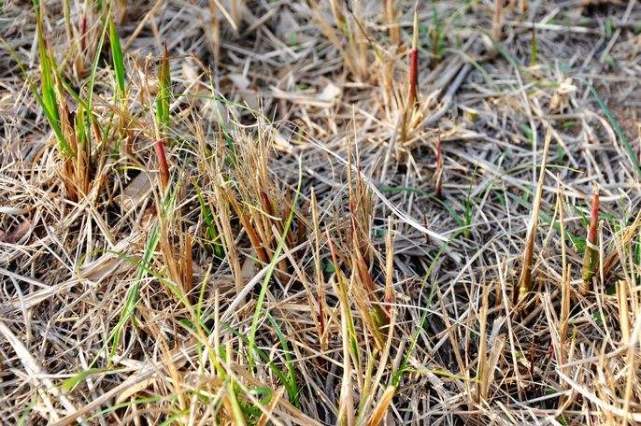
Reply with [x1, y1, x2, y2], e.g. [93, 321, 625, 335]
[1, 0, 641, 425]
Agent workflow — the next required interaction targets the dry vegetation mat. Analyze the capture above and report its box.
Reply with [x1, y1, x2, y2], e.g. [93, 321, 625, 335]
[2, 0, 641, 424]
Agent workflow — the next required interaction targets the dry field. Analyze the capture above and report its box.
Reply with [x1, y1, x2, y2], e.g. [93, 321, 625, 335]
[2, 0, 641, 424]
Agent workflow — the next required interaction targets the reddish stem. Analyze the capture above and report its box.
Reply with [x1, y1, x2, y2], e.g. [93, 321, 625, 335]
[260, 191, 275, 217]
[80, 13, 88, 52]
[587, 190, 600, 246]
[581, 189, 600, 291]
[407, 48, 418, 107]
[154, 139, 169, 190]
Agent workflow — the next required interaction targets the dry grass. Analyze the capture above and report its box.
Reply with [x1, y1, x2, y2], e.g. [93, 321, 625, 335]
[1, 0, 641, 424]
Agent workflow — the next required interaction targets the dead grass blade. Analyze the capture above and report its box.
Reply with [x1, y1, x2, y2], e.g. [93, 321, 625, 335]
[516, 129, 551, 304]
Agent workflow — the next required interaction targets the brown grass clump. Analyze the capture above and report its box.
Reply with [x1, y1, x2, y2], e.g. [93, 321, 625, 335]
[2, 1, 641, 425]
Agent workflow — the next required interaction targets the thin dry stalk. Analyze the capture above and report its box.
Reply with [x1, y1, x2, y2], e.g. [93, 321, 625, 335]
[329, 0, 346, 29]
[492, 0, 503, 41]
[476, 282, 489, 403]
[516, 130, 551, 304]
[400, 10, 419, 145]
[208, 0, 221, 62]
[159, 221, 181, 286]
[326, 230, 355, 425]
[617, 280, 630, 345]
[557, 189, 570, 346]
[555, 186, 573, 411]
[435, 137, 444, 198]
[209, 0, 240, 33]
[384, 217, 394, 317]
[311, 189, 328, 350]
[62, 0, 83, 78]
[80, 11, 88, 52]
[212, 182, 243, 293]
[351, 0, 369, 80]
[619, 280, 637, 425]
[181, 233, 193, 294]
[384, 0, 401, 48]
[256, 387, 285, 426]
[230, 0, 242, 30]
[366, 385, 396, 426]
[476, 283, 505, 403]
[352, 222, 375, 294]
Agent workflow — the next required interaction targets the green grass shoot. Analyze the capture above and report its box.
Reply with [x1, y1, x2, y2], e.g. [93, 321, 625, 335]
[35, 14, 71, 156]
[155, 45, 171, 136]
[108, 17, 126, 100]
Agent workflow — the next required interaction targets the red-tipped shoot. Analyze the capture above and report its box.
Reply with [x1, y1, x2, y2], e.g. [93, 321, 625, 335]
[407, 10, 419, 109]
[581, 188, 600, 294]
[407, 49, 418, 108]
[80, 13, 88, 53]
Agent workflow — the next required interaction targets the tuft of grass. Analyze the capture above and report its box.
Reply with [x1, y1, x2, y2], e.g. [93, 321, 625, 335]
[309, 0, 370, 81]
[247, 158, 302, 367]
[29, 3, 114, 201]
[35, 14, 70, 156]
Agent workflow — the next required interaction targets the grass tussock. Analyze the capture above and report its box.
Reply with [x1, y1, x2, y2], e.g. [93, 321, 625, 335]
[2, 1, 641, 425]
